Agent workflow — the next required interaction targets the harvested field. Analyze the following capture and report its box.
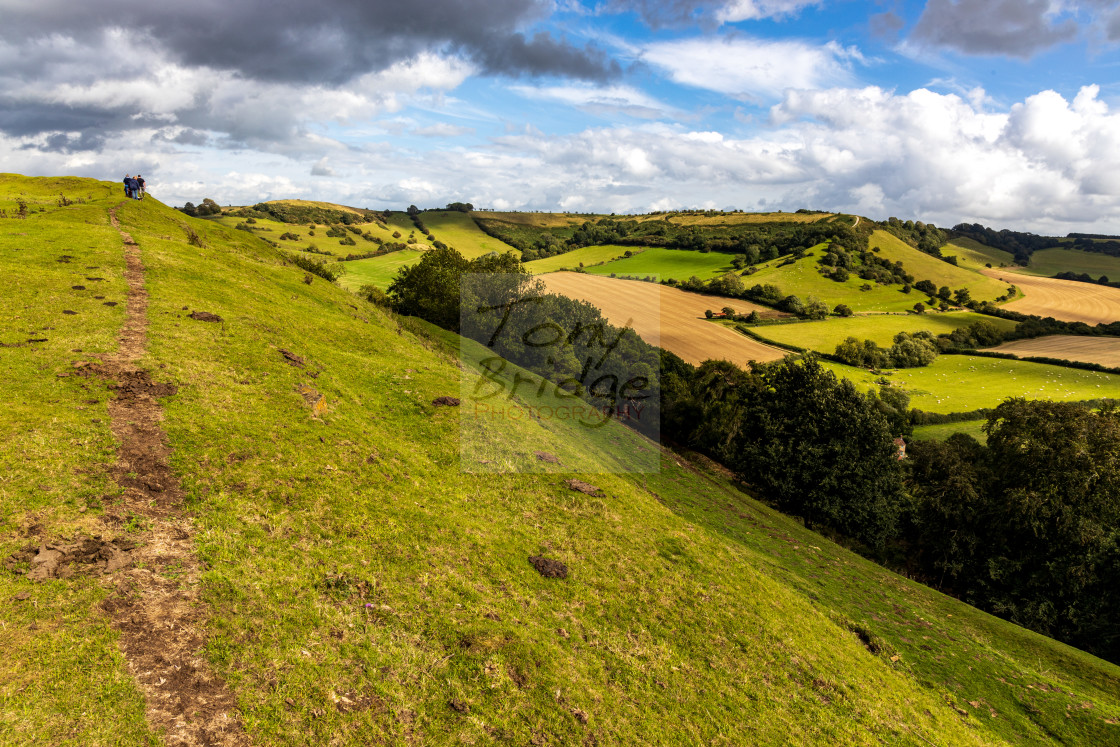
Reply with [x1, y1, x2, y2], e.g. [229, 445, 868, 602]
[983, 335, 1120, 368]
[983, 268, 1120, 324]
[539, 272, 789, 366]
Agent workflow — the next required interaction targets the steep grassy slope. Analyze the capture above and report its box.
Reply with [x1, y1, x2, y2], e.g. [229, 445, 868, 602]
[421, 211, 519, 257]
[871, 230, 1010, 302]
[745, 246, 921, 312]
[943, 237, 1015, 272]
[3, 176, 1120, 746]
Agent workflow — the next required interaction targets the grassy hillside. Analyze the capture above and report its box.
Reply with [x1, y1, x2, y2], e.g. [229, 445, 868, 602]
[943, 237, 1015, 272]
[524, 244, 636, 274]
[749, 311, 1018, 352]
[585, 247, 736, 281]
[336, 247, 429, 291]
[3, 175, 1120, 745]
[744, 246, 921, 312]
[819, 354, 1120, 413]
[870, 230, 1010, 302]
[422, 211, 519, 257]
[1018, 247, 1120, 278]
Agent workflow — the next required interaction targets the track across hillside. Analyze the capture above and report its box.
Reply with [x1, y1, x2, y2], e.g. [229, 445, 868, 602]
[539, 272, 789, 366]
[984, 268, 1120, 324]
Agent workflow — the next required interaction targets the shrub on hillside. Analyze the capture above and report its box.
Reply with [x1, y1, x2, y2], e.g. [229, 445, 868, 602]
[285, 251, 342, 283]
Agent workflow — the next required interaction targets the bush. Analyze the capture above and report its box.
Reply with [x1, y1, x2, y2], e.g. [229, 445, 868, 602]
[285, 251, 342, 283]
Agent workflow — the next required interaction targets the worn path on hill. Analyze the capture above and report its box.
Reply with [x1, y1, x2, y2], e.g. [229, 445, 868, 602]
[95, 204, 248, 746]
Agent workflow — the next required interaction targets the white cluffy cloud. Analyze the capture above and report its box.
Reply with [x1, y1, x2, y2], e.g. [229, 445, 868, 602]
[641, 36, 861, 98]
[716, 0, 823, 22]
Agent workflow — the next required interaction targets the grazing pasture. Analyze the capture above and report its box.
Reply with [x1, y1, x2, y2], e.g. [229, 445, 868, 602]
[752, 311, 1018, 352]
[586, 247, 737, 281]
[524, 244, 637, 274]
[983, 335, 1120, 368]
[539, 272, 788, 366]
[663, 211, 835, 226]
[984, 268, 1120, 324]
[820, 354, 1120, 413]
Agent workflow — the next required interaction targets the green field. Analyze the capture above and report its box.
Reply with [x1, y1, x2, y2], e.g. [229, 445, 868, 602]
[1016, 247, 1120, 278]
[820, 354, 1120, 413]
[585, 247, 736, 281]
[912, 420, 988, 443]
[745, 246, 926, 312]
[524, 244, 637, 273]
[943, 237, 1015, 272]
[870, 230, 1010, 302]
[336, 247, 428, 290]
[422, 210, 519, 258]
[751, 311, 1018, 352]
[5, 175, 1120, 745]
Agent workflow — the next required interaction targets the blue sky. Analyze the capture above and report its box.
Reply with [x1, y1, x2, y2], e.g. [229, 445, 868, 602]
[2, 0, 1120, 232]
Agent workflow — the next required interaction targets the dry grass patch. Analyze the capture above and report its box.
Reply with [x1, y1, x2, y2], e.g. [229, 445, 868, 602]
[539, 272, 788, 366]
[984, 268, 1120, 324]
[983, 335, 1120, 368]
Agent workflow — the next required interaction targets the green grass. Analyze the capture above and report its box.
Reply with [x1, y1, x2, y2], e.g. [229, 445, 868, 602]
[422, 211, 519, 258]
[745, 246, 926, 313]
[524, 244, 639, 274]
[585, 247, 736, 281]
[749, 312, 1018, 352]
[336, 248, 428, 290]
[943, 237, 1016, 272]
[912, 420, 988, 443]
[820, 354, 1120, 413]
[870, 231, 1010, 302]
[5, 175, 1120, 745]
[1016, 248, 1120, 279]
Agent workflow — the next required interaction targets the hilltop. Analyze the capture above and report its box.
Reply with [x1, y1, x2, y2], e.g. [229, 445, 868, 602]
[4, 175, 1120, 744]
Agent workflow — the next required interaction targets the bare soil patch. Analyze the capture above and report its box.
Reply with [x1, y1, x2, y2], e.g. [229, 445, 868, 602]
[984, 268, 1120, 325]
[982, 335, 1120, 368]
[539, 272, 788, 367]
[6, 536, 135, 580]
[529, 556, 569, 579]
[188, 311, 223, 323]
[564, 478, 603, 496]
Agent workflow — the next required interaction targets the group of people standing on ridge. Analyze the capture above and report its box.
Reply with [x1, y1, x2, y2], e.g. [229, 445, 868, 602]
[123, 174, 145, 200]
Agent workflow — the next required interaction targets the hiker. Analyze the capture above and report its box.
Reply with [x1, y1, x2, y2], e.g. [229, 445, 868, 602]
[135, 175, 146, 200]
[123, 174, 132, 199]
[127, 176, 141, 200]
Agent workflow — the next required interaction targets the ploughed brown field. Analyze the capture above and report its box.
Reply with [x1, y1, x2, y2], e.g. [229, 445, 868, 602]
[982, 335, 1120, 368]
[539, 272, 789, 366]
[983, 268, 1120, 324]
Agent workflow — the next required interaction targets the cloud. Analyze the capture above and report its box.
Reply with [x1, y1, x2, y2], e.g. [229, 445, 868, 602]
[641, 36, 860, 98]
[1, 0, 617, 85]
[715, 0, 823, 23]
[509, 83, 677, 119]
[909, 0, 1077, 58]
[605, 0, 820, 27]
[412, 123, 476, 137]
[311, 158, 336, 177]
